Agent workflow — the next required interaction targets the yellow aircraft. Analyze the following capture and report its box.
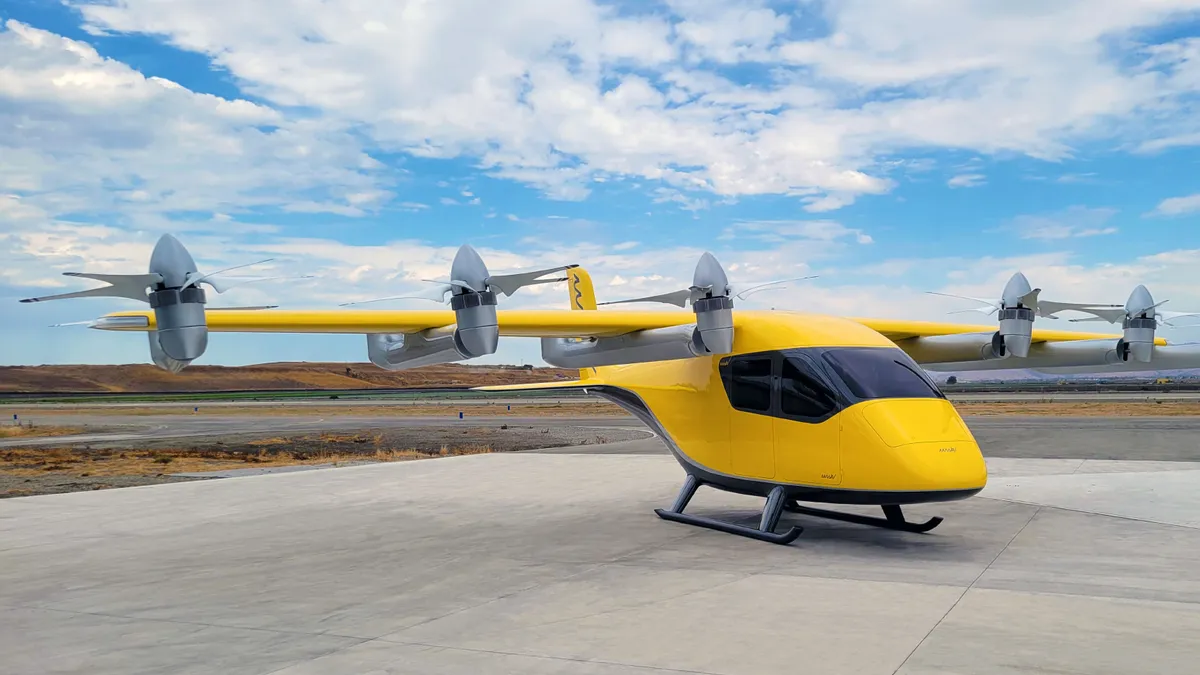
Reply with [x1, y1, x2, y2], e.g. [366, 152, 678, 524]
[21, 234, 1185, 544]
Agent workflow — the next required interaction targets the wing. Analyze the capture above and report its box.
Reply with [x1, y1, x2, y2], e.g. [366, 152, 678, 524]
[93, 308, 695, 337]
[846, 317, 1138, 344]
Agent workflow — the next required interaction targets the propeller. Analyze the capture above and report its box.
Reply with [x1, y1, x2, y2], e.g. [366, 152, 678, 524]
[597, 254, 817, 308]
[19, 235, 281, 305]
[925, 272, 1092, 321]
[926, 272, 1069, 358]
[338, 245, 573, 308]
[1061, 285, 1200, 363]
[1067, 285, 1200, 327]
[17, 233, 293, 367]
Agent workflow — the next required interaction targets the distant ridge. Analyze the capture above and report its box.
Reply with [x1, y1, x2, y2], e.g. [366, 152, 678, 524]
[0, 362, 578, 394]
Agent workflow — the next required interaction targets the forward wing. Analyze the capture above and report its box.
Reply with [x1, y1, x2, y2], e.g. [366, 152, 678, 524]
[94, 308, 693, 338]
[846, 317, 1144, 345]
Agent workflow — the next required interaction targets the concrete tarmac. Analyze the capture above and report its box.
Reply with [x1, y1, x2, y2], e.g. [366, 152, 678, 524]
[3, 446, 1199, 674]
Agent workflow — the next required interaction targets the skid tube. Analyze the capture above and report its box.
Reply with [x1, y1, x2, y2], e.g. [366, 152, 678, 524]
[784, 501, 943, 533]
[654, 475, 803, 545]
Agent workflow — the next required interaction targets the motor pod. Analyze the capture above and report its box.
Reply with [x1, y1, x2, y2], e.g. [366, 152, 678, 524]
[448, 244, 500, 359]
[1119, 285, 1158, 363]
[691, 252, 734, 354]
[148, 285, 208, 362]
[995, 272, 1036, 358]
[146, 233, 208, 363]
[367, 330, 465, 370]
[147, 331, 190, 374]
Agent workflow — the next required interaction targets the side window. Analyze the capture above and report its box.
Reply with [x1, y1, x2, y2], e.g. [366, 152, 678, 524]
[728, 357, 772, 412]
[780, 357, 837, 419]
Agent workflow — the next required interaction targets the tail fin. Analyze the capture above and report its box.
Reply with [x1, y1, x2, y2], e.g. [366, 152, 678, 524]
[567, 266, 597, 311]
[567, 266, 598, 381]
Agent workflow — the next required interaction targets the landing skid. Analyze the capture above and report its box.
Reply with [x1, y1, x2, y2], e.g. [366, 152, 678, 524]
[654, 475, 945, 545]
[784, 501, 943, 533]
[654, 475, 803, 545]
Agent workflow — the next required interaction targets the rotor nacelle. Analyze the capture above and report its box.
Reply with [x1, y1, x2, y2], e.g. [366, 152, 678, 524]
[147, 234, 209, 363]
[691, 252, 735, 354]
[991, 272, 1036, 358]
[1117, 285, 1158, 363]
[447, 244, 500, 359]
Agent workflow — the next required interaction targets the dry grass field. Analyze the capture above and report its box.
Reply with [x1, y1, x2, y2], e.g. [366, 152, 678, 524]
[2, 401, 624, 417]
[0, 424, 86, 438]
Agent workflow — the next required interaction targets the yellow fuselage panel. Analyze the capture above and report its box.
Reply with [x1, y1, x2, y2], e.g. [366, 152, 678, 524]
[605, 313, 988, 496]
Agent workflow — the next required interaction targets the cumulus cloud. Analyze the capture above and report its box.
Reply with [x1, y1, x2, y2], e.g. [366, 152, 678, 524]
[1007, 206, 1120, 240]
[948, 174, 986, 188]
[0, 20, 387, 233]
[1150, 193, 1200, 216]
[52, 0, 1200, 212]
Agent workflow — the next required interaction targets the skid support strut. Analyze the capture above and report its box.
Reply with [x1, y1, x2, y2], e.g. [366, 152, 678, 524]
[654, 475, 803, 545]
[784, 501, 943, 533]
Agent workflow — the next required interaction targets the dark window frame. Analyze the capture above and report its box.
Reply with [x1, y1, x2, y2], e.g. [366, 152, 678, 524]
[719, 351, 844, 424]
[778, 353, 842, 423]
[720, 354, 774, 414]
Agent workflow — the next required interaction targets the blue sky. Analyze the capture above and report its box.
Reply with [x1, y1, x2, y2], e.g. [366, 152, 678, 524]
[2, 0, 1199, 369]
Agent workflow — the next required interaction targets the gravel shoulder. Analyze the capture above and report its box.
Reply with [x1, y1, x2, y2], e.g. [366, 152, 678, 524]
[0, 424, 652, 498]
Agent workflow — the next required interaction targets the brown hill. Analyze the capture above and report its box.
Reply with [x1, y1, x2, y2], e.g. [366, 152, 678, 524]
[0, 362, 580, 394]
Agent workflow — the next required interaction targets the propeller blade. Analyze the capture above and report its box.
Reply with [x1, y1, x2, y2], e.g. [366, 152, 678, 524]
[19, 272, 163, 303]
[201, 274, 314, 294]
[340, 283, 455, 307]
[487, 265, 578, 297]
[1037, 300, 1123, 315]
[182, 259, 275, 290]
[731, 276, 818, 301]
[1068, 315, 1122, 323]
[64, 272, 164, 287]
[210, 305, 279, 311]
[925, 291, 1001, 308]
[422, 278, 480, 294]
[947, 306, 999, 316]
[1067, 307, 1132, 324]
[1160, 310, 1200, 326]
[598, 288, 695, 308]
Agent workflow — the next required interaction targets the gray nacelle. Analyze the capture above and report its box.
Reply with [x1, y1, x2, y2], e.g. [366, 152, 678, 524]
[149, 285, 209, 363]
[992, 272, 1036, 358]
[450, 289, 499, 359]
[693, 295, 734, 354]
[146, 233, 210, 364]
[367, 329, 465, 371]
[690, 252, 735, 355]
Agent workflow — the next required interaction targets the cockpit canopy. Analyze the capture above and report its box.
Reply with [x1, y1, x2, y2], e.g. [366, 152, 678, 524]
[719, 346, 945, 422]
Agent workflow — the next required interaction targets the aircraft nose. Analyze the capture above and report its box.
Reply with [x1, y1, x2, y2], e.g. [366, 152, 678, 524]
[859, 399, 972, 447]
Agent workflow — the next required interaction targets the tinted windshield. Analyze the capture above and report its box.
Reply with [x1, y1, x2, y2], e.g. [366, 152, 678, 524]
[821, 348, 943, 400]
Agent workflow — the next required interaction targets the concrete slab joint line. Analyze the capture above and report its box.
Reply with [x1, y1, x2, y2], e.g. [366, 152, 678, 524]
[891, 507, 1043, 675]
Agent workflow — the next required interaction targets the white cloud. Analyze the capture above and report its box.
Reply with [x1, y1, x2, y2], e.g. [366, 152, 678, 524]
[1008, 206, 1120, 240]
[948, 173, 985, 188]
[43, 0, 1199, 214]
[0, 20, 386, 227]
[1151, 193, 1200, 216]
